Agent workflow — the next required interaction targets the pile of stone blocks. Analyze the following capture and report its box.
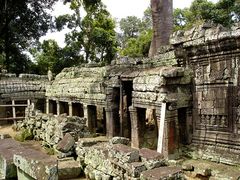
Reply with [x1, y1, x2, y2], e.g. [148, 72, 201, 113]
[76, 137, 183, 180]
[16, 108, 90, 148]
[0, 138, 84, 180]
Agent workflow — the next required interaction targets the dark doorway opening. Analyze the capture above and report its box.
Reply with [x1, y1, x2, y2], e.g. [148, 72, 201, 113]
[49, 100, 57, 115]
[60, 101, 69, 115]
[121, 80, 133, 138]
[72, 103, 84, 117]
[36, 99, 45, 112]
[178, 108, 188, 145]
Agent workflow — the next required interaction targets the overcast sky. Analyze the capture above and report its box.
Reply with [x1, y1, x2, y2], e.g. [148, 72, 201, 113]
[42, 0, 219, 47]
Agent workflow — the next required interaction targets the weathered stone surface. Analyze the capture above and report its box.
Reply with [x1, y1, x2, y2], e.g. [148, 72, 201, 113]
[109, 144, 139, 163]
[46, 66, 107, 104]
[58, 157, 81, 179]
[14, 149, 58, 180]
[109, 137, 130, 145]
[56, 133, 75, 153]
[0, 73, 48, 100]
[139, 148, 166, 170]
[0, 139, 24, 179]
[140, 167, 182, 180]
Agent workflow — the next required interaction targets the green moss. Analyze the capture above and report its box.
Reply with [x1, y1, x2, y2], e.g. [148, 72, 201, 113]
[14, 129, 33, 142]
[44, 147, 55, 155]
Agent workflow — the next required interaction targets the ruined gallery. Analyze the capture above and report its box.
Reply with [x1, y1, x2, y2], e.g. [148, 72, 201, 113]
[0, 22, 240, 179]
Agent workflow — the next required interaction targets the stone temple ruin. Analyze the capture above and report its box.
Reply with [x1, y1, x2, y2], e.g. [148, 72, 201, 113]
[1, 23, 240, 179]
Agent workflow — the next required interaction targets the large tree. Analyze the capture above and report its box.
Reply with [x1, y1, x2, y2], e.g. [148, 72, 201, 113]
[0, 0, 57, 74]
[148, 0, 173, 57]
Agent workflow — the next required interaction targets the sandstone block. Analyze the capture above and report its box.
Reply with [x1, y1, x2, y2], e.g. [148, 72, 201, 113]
[140, 167, 182, 180]
[56, 133, 75, 153]
[109, 137, 130, 145]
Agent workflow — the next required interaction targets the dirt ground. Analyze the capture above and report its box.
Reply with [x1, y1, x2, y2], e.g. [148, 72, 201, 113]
[0, 124, 17, 137]
[0, 124, 53, 155]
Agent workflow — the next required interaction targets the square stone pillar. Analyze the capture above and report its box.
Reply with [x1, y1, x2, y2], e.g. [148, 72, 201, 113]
[129, 106, 140, 149]
[56, 101, 60, 116]
[83, 104, 88, 120]
[68, 102, 73, 117]
[12, 100, 16, 118]
[46, 99, 49, 114]
[105, 107, 115, 138]
[157, 108, 179, 159]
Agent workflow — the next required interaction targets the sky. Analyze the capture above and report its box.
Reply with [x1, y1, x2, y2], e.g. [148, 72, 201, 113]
[41, 0, 219, 47]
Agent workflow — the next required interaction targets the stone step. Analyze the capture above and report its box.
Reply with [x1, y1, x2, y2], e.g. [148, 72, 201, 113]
[58, 157, 82, 179]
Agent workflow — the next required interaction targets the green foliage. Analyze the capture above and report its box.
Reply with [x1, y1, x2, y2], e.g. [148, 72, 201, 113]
[118, 7, 153, 58]
[120, 30, 152, 57]
[55, 0, 117, 64]
[0, 0, 57, 73]
[31, 39, 82, 75]
[14, 129, 33, 142]
[173, 0, 240, 30]
[120, 16, 142, 39]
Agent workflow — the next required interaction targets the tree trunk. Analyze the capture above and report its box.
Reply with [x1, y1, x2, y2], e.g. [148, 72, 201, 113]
[148, 0, 173, 57]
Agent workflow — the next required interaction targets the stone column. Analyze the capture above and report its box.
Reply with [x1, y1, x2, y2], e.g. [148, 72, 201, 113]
[68, 102, 73, 117]
[27, 99, 31, 106]
[105, 107, 115, 138]
[87, 105, 97, 133]
[46, 99, 49, 114]
[56, 101, 60, 116]
[12, 100, 16, 118]
[83, 104, 88, 121]
[155, 105, 168, 158]
[162, 109, 179, 158]
[129, 106, 140, 149]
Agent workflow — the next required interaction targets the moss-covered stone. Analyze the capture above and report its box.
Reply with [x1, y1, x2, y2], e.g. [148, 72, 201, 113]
[14, 129, 33, 142]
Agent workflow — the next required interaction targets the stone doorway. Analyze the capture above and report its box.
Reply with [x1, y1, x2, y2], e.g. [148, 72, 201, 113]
[178, 108, 188, 145]
[36, 99, 45, 112]
[59, 101, 69, 115]
[49, 100, 57, 115]
[121, 81, 133, 138]
[72, 103, 84, 117]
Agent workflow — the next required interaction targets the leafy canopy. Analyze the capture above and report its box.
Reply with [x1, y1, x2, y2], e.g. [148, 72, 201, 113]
[0, 0, 57, 74]
[118, 7, 152, 58]
[55, 0, 117, 65]
[174, 0, 240, 31]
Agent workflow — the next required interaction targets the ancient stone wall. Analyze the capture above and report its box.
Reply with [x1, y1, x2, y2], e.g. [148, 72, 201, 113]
[0, 73, 49, 122]
[171, 23, 240, 163]
[46, 66, 107, 106]
[0, 73, 48, 100]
